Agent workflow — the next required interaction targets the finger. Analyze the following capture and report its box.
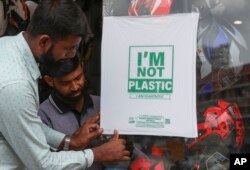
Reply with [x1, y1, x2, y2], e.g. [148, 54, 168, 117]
[123, 150, 130, 156]
[89, 127, 103, 139]
[87, 114, 100, 124]
[90, 114, 100, 123]
[89, 124, 101, 132]
[111, 129, 119, 140]
[121, 156, 130, 161]
[93, 112, 100, 118]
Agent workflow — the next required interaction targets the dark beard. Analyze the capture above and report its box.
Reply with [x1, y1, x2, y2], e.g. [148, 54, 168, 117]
[39, 46, 56, 66]
[54, 88, 84, 103]
[39, 46, 57, 75]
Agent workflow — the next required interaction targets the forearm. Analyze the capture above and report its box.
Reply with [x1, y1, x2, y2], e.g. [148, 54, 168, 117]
[0, 83, 92, 169]
[42, 123, 88, 151]
[58, 134, 89, 151]
[41, 124, 65, 149]
[0, 105, 89, 169]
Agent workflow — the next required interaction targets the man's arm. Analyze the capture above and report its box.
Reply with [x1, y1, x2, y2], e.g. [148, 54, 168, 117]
[39, 107, 131, 162]
[38, 104, 130, 166]
[39, 107, 131, 163]
[39, 111, 103, 151]
[0, 82, 91, 169]
[41, 123, 65, 149]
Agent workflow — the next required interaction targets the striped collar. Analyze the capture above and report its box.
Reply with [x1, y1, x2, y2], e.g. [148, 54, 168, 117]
[48, 91, 93, 114]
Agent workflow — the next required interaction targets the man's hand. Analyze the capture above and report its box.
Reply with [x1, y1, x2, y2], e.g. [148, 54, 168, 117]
[92, 130, 130, 162]
[69, 113, 103, 150]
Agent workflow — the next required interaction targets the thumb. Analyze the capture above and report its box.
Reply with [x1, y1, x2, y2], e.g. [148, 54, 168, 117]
[111, 129, 119, 140]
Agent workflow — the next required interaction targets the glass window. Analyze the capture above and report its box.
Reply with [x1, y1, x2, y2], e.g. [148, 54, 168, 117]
[103, 0, 250, 169]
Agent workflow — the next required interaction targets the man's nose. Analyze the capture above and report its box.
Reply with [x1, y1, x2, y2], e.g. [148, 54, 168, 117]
[67, 50, 77, 58]
[70, 81, 79, 91]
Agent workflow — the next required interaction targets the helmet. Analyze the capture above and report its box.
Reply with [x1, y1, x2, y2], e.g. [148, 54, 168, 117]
[8, 0, 29, 32]
[196, 0, 248, 95]
[128, 0, 173, 16]
[130, 145, 165, 170]
[186, 100, 245, 169]
[25, 0, 38, 20]
[130, 155, 165, 170]
[187, 100, 244, 151]
[205, 0, 225, 16]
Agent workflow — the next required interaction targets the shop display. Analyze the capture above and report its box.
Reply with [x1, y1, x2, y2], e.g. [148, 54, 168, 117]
[1, 0, 249, 169]
[0, 0, 37, 36]
[196, 0, 248, 95]
[128, 0, 173, 16]
[103, 0, 250, 169]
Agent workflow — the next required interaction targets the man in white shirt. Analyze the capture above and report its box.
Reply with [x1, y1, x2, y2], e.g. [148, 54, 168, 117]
[0, 0, 130, 169]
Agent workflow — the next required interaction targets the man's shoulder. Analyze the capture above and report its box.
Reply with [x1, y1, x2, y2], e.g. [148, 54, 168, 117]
[0, 35, 25, 83]
[89, 94, 100, 112]
[0, 35, 17, 50]
[38, 97, 54, 113]
[89, 94, 100, 105]
[89, 94, 100, 102]
[0, 35, 14, 42]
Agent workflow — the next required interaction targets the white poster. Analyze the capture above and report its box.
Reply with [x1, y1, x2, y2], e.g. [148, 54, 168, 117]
[101, 13, 199, 138]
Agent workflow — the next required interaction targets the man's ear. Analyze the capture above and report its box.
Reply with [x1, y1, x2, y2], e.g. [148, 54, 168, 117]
[38, 35, 52, 52]
[43, 75, 54, 87]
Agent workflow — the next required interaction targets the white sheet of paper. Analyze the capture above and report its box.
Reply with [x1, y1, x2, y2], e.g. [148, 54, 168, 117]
[101, 13, 199, 138]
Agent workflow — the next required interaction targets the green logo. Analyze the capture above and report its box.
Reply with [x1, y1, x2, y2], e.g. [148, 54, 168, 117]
[128, 46, 174, 99]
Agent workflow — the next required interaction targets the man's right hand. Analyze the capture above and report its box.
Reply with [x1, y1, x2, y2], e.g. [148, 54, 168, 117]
[92, 130, 131, 162]
[69, 113, 103, 150]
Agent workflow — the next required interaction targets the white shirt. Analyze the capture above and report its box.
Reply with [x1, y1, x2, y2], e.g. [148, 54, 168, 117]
[0, 32, 93, 169]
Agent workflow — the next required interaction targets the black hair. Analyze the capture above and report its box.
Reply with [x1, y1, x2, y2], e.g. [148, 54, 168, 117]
[41, 54, 81, 77]
[27, 0, 88, 40]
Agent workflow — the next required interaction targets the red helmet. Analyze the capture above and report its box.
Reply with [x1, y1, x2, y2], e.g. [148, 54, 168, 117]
[130, 145, 165, 170]
[187, 100, 245, 152]
[185, 100, 244, 169]
[128, 0, 173, 16]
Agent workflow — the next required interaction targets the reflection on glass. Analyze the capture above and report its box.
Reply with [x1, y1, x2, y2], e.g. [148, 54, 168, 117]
[103, 0, 250, 169]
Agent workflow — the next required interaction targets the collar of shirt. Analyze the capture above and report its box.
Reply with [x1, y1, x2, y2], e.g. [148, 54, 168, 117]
[15, 32, 41, 80]
[49, 91, 93, 114]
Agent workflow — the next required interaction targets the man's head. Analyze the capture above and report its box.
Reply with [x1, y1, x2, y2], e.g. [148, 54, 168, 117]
[42, 55, 85, 102]
[25, 0, 89, 64]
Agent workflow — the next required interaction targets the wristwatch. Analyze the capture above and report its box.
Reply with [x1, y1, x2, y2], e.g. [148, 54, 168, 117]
[63, 136, 71, 150]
